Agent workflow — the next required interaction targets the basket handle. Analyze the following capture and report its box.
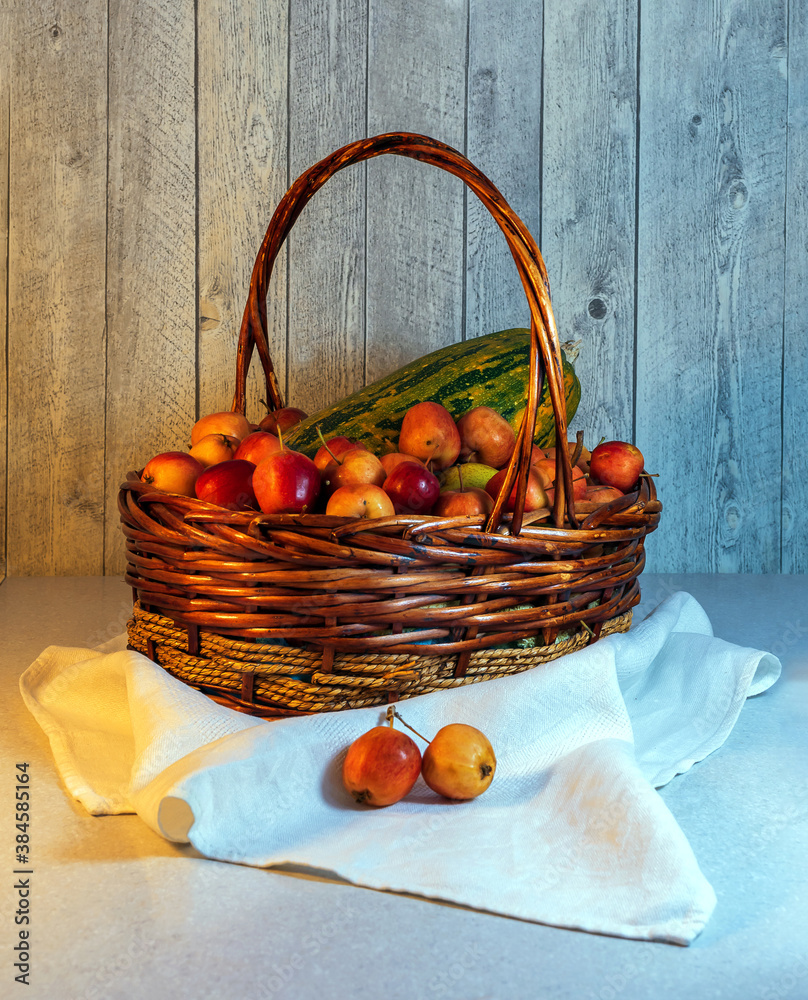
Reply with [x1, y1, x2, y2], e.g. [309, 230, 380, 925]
[232, 132, 578, 532]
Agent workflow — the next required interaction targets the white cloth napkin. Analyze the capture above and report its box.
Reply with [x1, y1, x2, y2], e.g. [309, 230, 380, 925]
[19, 592, 780, 945]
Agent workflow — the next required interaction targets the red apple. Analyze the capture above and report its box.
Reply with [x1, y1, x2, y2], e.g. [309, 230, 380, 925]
[398, 401, 461, 471]
[585, 485, 625, 503]
[432, 486, 494, 518]
[234, 430, 282, 466]
[195, 459, 258, 510]
[322, 448, 386, 495]
[313, 436, 363, 472]
[326, 484, 396, 519]
[535, 455, 589, 501]
[258, 407, 308, 435]
[456, 406, 516, 469]
[589, 441, 644, 492]
[379, 452, 425, 476]
[485, 468, 548, 513]
[141, 452, 203, 496]
[189, 433, 241, 468]
[342, 726, 422, 807]
[529, 445, 547, 466]
[571, 466, 589, 499]
[191, 411, 251, 446]
[546, 465, 588, 505]
[252, 449, 321, 515]
[382, 461, 441, 515]
[532, 458, 556, 490]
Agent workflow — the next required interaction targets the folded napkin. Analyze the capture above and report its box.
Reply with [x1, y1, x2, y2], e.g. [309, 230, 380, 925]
[19, 592, 780, 945]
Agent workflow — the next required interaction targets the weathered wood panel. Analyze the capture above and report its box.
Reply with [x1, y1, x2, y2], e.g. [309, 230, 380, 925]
[286, 0, 367, 416]
[782, 0, 808, 573]
[636, 0, 788, 573]
[104, 0, 197, 574]
[365, 0, 468, 385]
[197, 0, 289, 424]
[542, 0, 638, 447]
[7, 0, 107, 575]
[465, 0, 542, 342]
[1, 0, 805, 577]
[0, 2, 9, 582]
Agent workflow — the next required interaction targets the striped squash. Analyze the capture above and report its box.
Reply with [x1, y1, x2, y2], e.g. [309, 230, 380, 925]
[285, 328, 580, 458]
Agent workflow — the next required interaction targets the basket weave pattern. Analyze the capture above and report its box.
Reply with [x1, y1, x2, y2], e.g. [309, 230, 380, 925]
[126, 600, 634, 716]
[119, 133, 661, 718]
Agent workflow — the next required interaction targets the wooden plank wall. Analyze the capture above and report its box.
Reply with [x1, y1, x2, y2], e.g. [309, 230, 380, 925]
[366, 0, 467, 382]
[1, 0, 804, 578]
[0, 0, 9, 584]
[542, 0, 637, 445]
[288, 0, 366, 412]
[197, 3, 289, 430]
[8, 0, 108, 576]
[637, 0, 788, 573]
[783, 0, 808, 573]
[103, 0, 198, 573]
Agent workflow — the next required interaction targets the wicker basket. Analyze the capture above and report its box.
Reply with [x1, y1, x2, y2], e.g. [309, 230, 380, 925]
[119, 132, 661, 718]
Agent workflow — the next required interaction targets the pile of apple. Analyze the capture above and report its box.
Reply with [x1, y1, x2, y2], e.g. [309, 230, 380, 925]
[139, 399, 645, 520]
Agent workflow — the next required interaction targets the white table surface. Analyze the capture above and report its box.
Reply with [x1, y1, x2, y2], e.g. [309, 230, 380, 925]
[2, 573, 806, 1000]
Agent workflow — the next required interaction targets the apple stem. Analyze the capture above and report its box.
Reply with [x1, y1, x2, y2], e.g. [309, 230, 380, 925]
[570, 430, 585, 468]
[386, 706, 431, 744]
[315, 424, 342, 464]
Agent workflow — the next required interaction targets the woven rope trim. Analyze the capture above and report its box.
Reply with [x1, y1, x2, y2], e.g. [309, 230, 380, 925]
[127, 602, 632, 716]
